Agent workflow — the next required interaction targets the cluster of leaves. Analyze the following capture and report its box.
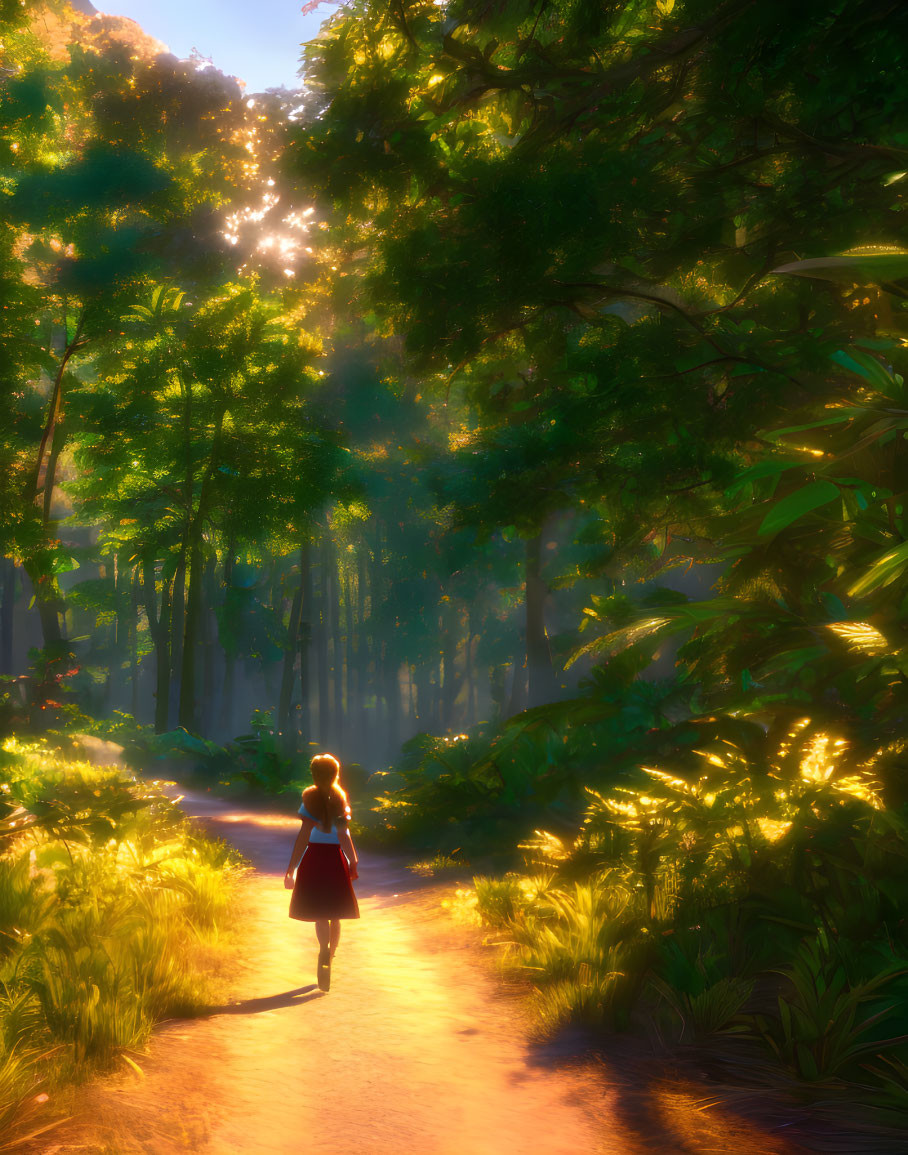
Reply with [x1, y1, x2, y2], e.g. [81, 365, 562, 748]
[0, 739, 244, 1147]
[472, 721, 908, 1129]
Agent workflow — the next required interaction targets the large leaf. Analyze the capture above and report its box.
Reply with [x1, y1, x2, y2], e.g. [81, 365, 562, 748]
[763, 415, 852, 440]
[847, 540, 908, 598]
[831, 349, 900, 391]
[757, 481, 841, 537]
[727, 458, 807, 489]
[772, 254, 908, 286]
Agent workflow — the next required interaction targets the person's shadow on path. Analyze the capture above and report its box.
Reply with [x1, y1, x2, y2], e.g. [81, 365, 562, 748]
[202, 986, 324, 1016]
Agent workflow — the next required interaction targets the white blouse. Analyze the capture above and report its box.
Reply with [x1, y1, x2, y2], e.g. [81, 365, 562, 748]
[299, 804, 349, 845]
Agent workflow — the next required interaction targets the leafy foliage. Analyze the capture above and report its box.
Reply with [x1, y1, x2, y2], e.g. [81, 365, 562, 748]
[0, 740, 243, 1146]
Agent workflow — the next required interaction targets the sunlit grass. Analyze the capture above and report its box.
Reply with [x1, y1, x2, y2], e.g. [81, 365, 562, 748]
[0, 740, 246, 1146]
[466, 721, 908, 1114]
[407, 851, 470, 877]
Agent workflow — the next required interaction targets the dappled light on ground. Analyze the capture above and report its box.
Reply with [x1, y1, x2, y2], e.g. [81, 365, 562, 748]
[192, 811, 300, 829]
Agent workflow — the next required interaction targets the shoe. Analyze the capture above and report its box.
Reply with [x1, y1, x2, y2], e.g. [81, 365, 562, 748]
[317, 948, 331, 992]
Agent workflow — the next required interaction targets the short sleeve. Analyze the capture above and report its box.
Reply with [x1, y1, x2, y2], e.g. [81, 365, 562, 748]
[298, 804, 319, 822]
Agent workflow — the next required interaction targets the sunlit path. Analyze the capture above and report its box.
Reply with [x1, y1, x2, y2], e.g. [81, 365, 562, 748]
[37, 794, 802, 1155]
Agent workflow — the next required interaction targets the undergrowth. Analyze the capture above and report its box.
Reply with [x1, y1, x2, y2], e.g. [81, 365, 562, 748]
[463, 719, 908, 1135]
[0, 739, 245, 1148]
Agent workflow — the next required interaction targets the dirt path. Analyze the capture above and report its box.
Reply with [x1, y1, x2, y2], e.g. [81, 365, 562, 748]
[39, 794, 805, 1155]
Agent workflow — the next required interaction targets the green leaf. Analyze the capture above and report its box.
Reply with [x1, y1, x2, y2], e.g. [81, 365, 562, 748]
[731, 458, 807, 484]
[831, 349, 898, 390]
[757, 481, 841, 537]
[763, 415, 851, 440]
[847, 540, 908, 598]
[772, 254, 908, 285]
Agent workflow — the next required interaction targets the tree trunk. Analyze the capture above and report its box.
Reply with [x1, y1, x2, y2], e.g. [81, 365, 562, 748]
[506, 657, 527, 717]
[21, 561, 64, 648]
[143, 559, 172, 734]
[415, 664, 432, 730]
[219, 549, 236, 737]
[343, 566, 356, 756]
[22, 314, 87, 653]
[356, 542, 369, 752]
[490, 663, 507, 720]
[465, 612, 475, 728]
[298, 540, 313, 750]
[434, 654, 443, 733]
[200, 556, 217, 737]
[525, 532, 556, 709]
[316, 532, 331, 746]
[332, 551, 344, 753]
[178, 535, 204, 733]
[440, 602, 460, 731]
[28, 313, 85, 517]
[278, 566, 304, 749]
[385, 658, 401, 757]
[130, 569, 140, 719]
[169, 548, 186, 725]
[0, 560, 15, 675]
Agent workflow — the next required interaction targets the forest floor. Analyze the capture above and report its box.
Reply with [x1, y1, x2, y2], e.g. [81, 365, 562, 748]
[30, 789, 817, 1155]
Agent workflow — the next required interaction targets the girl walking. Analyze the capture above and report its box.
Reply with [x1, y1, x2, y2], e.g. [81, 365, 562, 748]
[284, 753, 359, 991]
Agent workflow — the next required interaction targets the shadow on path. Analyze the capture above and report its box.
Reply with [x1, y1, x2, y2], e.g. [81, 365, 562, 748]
[202, 985, 324, 1016]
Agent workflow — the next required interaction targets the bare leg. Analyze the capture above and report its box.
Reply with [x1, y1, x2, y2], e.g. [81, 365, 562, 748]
[329, 920, 340, 958]
[314, 920, 331, 991]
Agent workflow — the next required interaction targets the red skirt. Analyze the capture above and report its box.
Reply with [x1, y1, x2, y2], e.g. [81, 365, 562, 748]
[289, 842, 360, 921]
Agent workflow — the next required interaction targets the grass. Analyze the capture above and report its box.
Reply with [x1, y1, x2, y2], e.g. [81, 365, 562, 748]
[406, 850, 471, 877]
[465, 726, 908, 1136]
[0, 739, 246, 1147]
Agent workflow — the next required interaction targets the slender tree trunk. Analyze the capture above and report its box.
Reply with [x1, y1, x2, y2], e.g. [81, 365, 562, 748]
[356, 543, 369, 751]
[143, 559, 172, 734]
[200, 556, 217, 736]
[332, 552, 344, 752]
[385, 658, 401, 757]
[343, 566, 356, 756]
[490, 663, 507, 720]
[278, 566, 304, 749]
[169, 548, 186, 725]
[371, 523, 392, 756]
[506, 656, 527, 717]
[22, 314, 87, 652]
[42, 421, 67, 526]
[298, 540, 312, 749]
[219, 550, 236, 736]
[179, 535, 205, 733]
[176, 366, 194, 731]
[525, 532, 556, 709]
[441, 602, 460, 731]
[130, 570, 140, 719]
[406, 664, 416, 728]
[0, 560, 15, 675]
[434, 651, 443, 732]
[28, 313, 85, 517]
[465, 612, 475, 728]
[415, 664, 432, 730]
[316, 532, 330, 746]
[176, 405, 226, 734]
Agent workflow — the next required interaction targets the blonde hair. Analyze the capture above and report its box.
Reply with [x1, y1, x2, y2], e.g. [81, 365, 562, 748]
[303, 753, 349, 833]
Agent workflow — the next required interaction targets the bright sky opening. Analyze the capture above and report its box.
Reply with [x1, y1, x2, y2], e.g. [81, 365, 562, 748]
[96, 0, 337, 93]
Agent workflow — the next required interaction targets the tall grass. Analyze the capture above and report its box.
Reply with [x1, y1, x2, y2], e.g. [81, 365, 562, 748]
[469, 724, 908, 1128]
[0, 739, 245, 1146]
